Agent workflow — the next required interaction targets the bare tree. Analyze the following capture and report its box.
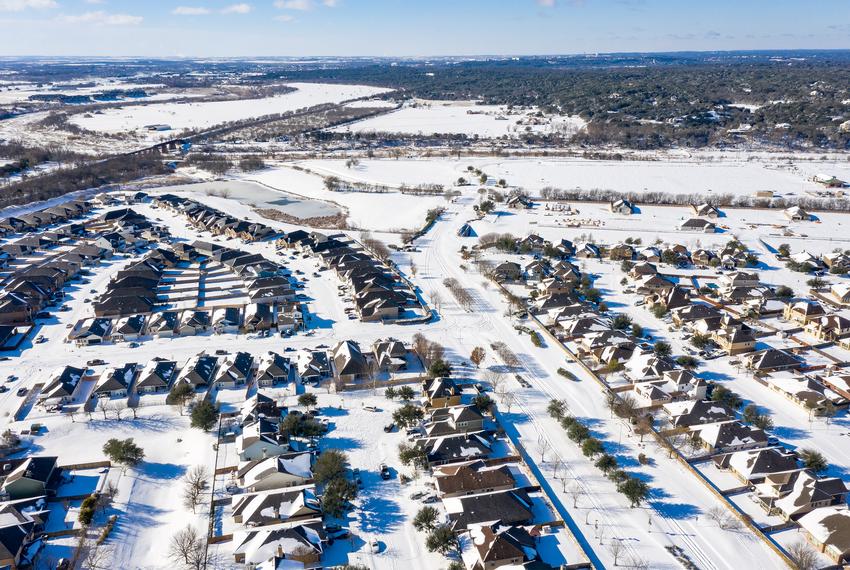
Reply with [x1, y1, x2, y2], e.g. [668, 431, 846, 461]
[97, 397, 109, 420]
[552, 458, 565, 481]
[501, 392, 518, 413]
[707, 506, 726, 527]
[79, 540, 113, 570]
[608, 538, 624, 566]
[109, 401, 125, 421]
[168, 524, 206, 570]
[128, 399, 144, 419]
[428, 290, 442, 312]
[483, 369, 506, 395]
[182, 465, 210, 513]
[567, 482, 583, 508]
[63, 407, 77, 423]
[537, 437, 552, 463]
[623, 553, 649, 570]
[787, 540, 819, 570]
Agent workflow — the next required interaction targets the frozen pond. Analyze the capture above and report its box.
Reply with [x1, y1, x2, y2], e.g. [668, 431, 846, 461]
[154, 180, 340, 219]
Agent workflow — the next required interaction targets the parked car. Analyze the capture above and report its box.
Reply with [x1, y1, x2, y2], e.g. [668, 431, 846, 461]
[128, 342, 139, 348]
[0, 386, 9, 393]
[7, 375, 18, 382]
[363, 405, 379, 412]
[383, 423, 395, 433]
[35, 311, 51, 319]
[215, 349, 228, 355]
[379, 464, 391, 480]
[34, 335, 46, 343]
[409, 490, 427, 500]
[16, 388, 28, 397]
[87, 359, 105, 366]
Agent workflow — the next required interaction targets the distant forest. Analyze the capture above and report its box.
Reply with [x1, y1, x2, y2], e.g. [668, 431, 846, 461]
[277, 54, 850, 150]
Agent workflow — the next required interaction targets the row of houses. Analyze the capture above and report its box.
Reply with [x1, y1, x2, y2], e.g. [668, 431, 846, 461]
[0, 199, 90, 235]
[216, 389, 325, 566]
[152, 193, 279, 242]
[607, 198, 812, 223]
[280, 231, 422, 322]
[42, 339, 414, 408]
[418, 377, 587, 569]
[0, 208, 167, 326]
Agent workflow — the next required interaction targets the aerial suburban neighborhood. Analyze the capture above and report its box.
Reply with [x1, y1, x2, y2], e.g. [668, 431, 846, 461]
[0, 2, 849, 570]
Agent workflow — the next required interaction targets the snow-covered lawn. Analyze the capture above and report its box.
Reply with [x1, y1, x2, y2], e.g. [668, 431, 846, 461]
[16, 404, 215, 570]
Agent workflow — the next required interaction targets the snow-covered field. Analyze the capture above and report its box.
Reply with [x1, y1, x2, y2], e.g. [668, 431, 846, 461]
[328, 100, 586, 138]
[242, 165, 448, 232]
[297, 156, 849, 199]
[68, 83, 390, 141]
[0, 79, 182, 104]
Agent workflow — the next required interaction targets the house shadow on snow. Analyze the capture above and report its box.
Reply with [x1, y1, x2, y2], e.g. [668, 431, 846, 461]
[319, 436, 362, 451]
[651, 500, 702, 521]
[84, 414, 179, 434]
[769, 425, 809, 441]
[356, 496, 405, 535]
[136, 461, 187, 481]
[319, 406, 349, 418]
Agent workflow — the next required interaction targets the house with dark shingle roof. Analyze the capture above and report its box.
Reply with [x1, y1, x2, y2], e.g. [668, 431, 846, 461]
[94, 362, 137, 398]
[332, 340, 369, 383]
[0, 502, 38, 568]
[766, 470, 848, 520]
[798, 506, 850, 563]
[255, 352, 292, 388]
[434, 460, 516, 498]
[215, 352, 253, 388]
[445, 488, 534, 531]
[716, 447, 800, 485]
[39, 366, 86, 405]
[136, 360, 176, 394]
[470, 523, 537, 570]
[1, 457, 58, 500]
[177, 355, 219, 389]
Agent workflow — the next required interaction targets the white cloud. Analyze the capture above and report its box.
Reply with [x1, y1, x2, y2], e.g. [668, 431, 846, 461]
[172, 6, 212, 15]
[322, 0, 337, 5]
[274, 0, 311, 10]
[221, 3, 251, 13]
[537, 0, 556, 6]
[58, 10, 143, 25]
[84, 0, 106, 4]
[0, 0, 56, 11]
[274, 13, 294, 22]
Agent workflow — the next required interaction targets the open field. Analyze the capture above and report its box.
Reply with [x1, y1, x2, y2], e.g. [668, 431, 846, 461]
[68, 83, 390, 141]
[328, 99, 586, 138]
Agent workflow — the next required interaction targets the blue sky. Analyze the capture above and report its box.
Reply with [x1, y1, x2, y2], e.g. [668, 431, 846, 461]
[0, 0, 848, 57]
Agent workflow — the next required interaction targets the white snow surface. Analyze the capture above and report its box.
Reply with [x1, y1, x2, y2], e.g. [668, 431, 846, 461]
[68, 83, 390, 140]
